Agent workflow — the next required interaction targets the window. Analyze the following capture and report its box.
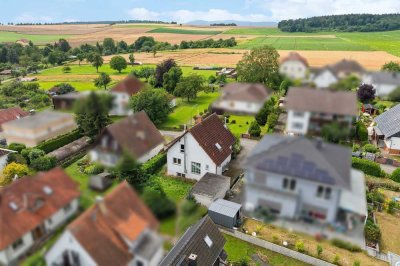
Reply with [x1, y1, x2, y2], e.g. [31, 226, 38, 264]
[293, 112, 304, 118]
[292, 122, 303, 130]
[325, 187, 332, 200]
[191, 162, 201, 175]
[283, 178, 288, 189]
[63, 203, 72, 213]
[204, 235, 213, 248]
[173, 158, 181, 165]
[316, 186, 332, 200]
[290, 180, 296, 190]
[136, 261, 144, 266]
[317, 186, 324, 197]
[283, 178, 296, 191]
[48, 217, 53, 225]
[180, 144, 185, 153]
[12, 238, 24, 250]
[205, 164, 209, 171]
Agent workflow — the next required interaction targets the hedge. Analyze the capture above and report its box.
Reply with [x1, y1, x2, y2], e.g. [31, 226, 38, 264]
[141, 152, 167, 175]
[351, 157, 385, 177]
[36, 130, 81, 153]
[391, 168, 400, 183]
[331, 238, 362, 252]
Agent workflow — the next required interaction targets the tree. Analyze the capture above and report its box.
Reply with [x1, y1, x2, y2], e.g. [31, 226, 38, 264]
[279, 79, 293, 95]
[75, 92, 112, 138]
[208, 75, 217, 84]
[115, 153, 147, 190]
[357, 83, 375, 103]
[321, 122, 349, 143]
[56, 38, 71, 52]
[237, 46, 281, 90]
[130, 89, 171, 125]
[52, 83, 76, 95]
[163, 66, 182, 94]
[128, 53, 135, 66]
[31, 156, 56, 171]
[76, 53, 85, 66]
[62, 66, 71, 73]
[154, 59, 177, 87]
[255, 96, 278, 126]
[174, 74, 204, 102]
[391, 168, 400, 183]
[142, 186, 175, 219]
[88, 53, 103, 73]
[102, 38, 116, 55]
[152, 47, 157, 58]
[94, 72, 112, 90]
[138, 67, 155, 82]
[388, 87, 400, 102]
[2, 162, 29, 185]
[109, 55, 127, 73]
[48, 50, 67, 65]
[249, 121, 261, 137]
[382, 61, 400, 72]
[330, 75, 360, 91]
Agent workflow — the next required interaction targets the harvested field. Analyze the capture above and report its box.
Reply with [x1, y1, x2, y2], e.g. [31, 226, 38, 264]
[148, 27, 222, 35]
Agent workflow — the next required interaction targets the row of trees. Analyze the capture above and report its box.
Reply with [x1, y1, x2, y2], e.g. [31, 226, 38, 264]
[278, 14, 400, 32]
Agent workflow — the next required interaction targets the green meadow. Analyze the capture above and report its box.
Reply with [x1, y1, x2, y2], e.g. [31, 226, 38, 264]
[148, 27, 222, 35]
[0, 31, 70, 44]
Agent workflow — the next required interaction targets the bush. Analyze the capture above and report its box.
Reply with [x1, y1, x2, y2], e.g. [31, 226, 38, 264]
[363, 144, 379, 153]
[141, 153, 166, 175]
[30, 156, 57, 171]
[231, 119, 236, 124]
[353, 261, 360, 266]
[364, 219, 381, 243]
[8, 143, 26, 153]
[6, 153, 26, 164]
[316, 245, 323, 257]
[2, 162, 29, 184]
[28, 148, 46, 162]
[352, 157, 385, 177]
[295, 241, 305, 253]
[142, 186, 176, 219]
[356, 122, 368, 142]
[352, 143, 360, 152]
[333, 254, 340, 265]
[36, 130, 81, 153]
[331, 238, 362, 252]
[83, 163, 104, 175]
[391, 168, 400, 183]
[181, 199, 199, 216]
[249, 121, 261, 137]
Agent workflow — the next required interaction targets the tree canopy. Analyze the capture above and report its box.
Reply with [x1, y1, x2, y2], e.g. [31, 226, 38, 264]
[94, 72, 112, 90]
[174, 74, 205, 102]
[109, 55, 127, 73]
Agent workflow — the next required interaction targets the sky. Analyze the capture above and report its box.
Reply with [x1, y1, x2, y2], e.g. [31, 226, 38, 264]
[1, 0, 400, 24]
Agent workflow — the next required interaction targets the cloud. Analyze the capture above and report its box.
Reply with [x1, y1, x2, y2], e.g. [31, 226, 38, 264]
[14, 13, 53, 23]
[127, 8, 160, 21]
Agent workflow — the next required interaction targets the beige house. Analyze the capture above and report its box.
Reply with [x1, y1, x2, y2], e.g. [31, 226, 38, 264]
[2, 110, 77, 147]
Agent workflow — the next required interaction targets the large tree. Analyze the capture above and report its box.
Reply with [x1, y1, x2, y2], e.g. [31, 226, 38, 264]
[53, 83, 76, 95]
[163, 66, 182, 94]
[130, 88, 171, 125]
[75, 92, 112, 138]
[174, 74, 204, 102]
[109, 55, 127, 73]
[88, 53, 103, 73]
[128, 53, 135, 66]
[154, 59, 177, 87]
[237, 45, 281, 90]
[94, 72, 112, 90]
[102, 38, 116, 55]
[115, 153, 147, 191]
[357, 83, 376, 103]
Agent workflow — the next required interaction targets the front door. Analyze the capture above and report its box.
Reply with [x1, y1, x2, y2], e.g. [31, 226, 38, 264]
[32, 224, 45, 241]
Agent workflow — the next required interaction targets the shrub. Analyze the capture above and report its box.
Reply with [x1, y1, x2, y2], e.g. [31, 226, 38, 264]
[331, 238, 362, 252]
[31, 156, 57, 171]
[363, 144, 379, 153]
[387, 200, 398, 214]
[364, 219, 381, 243]
[181, 199, 198, 216]
[231, 119, 236, 124]
[141, 153, 166, 175]
[391, 168, 400, 183]
[36, 130, 81, 153]
[295, 241, 305, 253]
[356, 122, 368, 142]
[6, 153, 26, 165]
[352, 143, 360, 152]
[352, 157, 385, 177]
[83, 163, 104, 175]
[8, 143, 26, 153]
[316, 245, 323, 257]
[353, 260, 360, 266]
[249, 121, 261, 137]
[142, 186, 176, 219]
[2, 162, 29, 184]
[267, 111, 279, 129]
[28, 148, 46, 162]
[333, 254, 340, 265]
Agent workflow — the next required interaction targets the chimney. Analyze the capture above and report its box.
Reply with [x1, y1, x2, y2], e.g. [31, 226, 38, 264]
[95, 196, 107, 214]
[188, 254, 197, 266]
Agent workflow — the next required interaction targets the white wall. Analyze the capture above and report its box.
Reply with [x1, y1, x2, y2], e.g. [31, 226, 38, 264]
[45, 230, 97, 266]
[286, 110, 310, 135]
[137, 143, 164, 163]
[218, 100, 263, 115]
[44, 198, 79, 231]
[111, 92, 133, 116]
[0, 154, 10, 172]
[0, 231, 34, 266]
[313, 70, 338, 88]
[280, 61, 307, 80]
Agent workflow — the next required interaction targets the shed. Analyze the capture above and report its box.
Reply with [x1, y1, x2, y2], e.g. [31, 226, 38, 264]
[191, 173, 230, 207]
[89, 172, 113, 191]
[208, 199, 242, 229]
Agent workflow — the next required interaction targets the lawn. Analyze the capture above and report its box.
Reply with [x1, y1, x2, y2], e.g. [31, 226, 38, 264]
[224, 234, 309, 265]
[0, 31, 70, 44]
[226, 115, 268, 136]
[376, 211, 400, 254]
[148, 28, 222, 35]
[161, 91, 220, 129]
[34, 81, 99, 91]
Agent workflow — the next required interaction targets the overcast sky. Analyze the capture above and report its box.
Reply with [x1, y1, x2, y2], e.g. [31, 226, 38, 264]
[1, 0, 400, 24]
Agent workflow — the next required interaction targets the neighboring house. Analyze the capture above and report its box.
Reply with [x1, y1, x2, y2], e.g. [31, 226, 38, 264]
[20, 77, 37, 82]
[90, 111, 164, 166]
[212, 83, 271, 115]
[110, 76, 144, 116]
[52, 92, 89, 110]
[216, 68, 236, 78]
[2, 110, 77, 147]
[190, 172, 231, 207]
[362, 71, 400, 97]
[167, 113, 236, 180]
[285, 87, 358, 135]
[373, 104, 400, 155]
[15, 39, 30, 46]
[244, 135, 367, 238]
[0, 148, 15, 172]
[0, 168, 80, 266]
[311, 59, 365, 88]
[0, 107, 29, 142]
[45, 181, 164, 266]
[160, 216, 227, 266]
[279, 52, 309, 80]
[0, 70, 12, 76]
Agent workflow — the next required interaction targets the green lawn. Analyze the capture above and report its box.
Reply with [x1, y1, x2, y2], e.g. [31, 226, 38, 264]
[161, 91, 220, 129]
[226, 115, 268, 136]
[148, 28, 222, 35]
[37, 64, 132, 76]
[224, 234, 309, 265]
[34, 81, 99, 91]
[0, 31, 70, 44]
[148, 174, 193, 203]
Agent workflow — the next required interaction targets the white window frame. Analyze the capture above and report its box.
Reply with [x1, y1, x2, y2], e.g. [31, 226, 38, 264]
[191, 162, 201, 175]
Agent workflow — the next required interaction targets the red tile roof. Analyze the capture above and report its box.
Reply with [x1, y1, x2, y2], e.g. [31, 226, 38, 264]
[111, 76, 144, 96]
[68, 181, 158, 266]
[0, 167, 80, 249]
[189, 113, 236, 166]
[0, 107, 29, 131]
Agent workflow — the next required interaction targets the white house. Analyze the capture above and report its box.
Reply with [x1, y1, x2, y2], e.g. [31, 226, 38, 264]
[285, 87, 358, 136]
[279, 52, 309, 80]
[89, 111, 165, 166]
[110, 76, 144, 116]
[373, 104, 400, 155]
[167, 113, 236, 180]
[0, 168, 80, 266]
[212, 83, 271, 115]
[0, 148, 15, 172]
[244, 135, 367, 244]
[362, 71, 400, 97]
[45, 181, 164, 266]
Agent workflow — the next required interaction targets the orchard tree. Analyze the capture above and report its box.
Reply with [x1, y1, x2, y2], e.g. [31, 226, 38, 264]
[129, 53, 135, 66]
[53, 83, 76, 94]
[174, 74, 204, 102]
[76, 53, 85, 66]
[154, 59, 177, 87]
[94, 72, 112, 90]
[88, 53, 103, 73]
[163, 66, 182, 94]
[109, 55, 127, 73]
[357, 83, 376, 103]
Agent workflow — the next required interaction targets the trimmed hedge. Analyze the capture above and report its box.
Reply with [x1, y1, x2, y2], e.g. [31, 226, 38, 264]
[391, 168, 400, 183]
[331, 238, 362, 252]
[36, 130, 81, 153]
[141, 152, 167, 175]
[351, 157, 385, 177]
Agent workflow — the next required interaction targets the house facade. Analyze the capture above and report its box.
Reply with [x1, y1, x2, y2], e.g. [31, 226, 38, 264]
[90, 111, 164, 166]
[362, 71, 400, 97]
[2, 110, 77, 147]
[0, 107, 29, 142]
[167, 114, 235, 180]
[373, 104, 400, 155]
[46, 181, 163, 266]
[285, 87, 358, 135]
[0, 168, 80, 265]
[110, 76, 144, 116]
[244, 135, 367, 237]
[279, 52, 309, 80]
[0, 148, 15, 172]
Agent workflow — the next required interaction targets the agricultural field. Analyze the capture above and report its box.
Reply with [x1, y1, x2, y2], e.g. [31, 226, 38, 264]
[0, 31, 70, 44]
[148, 27, 222, 35]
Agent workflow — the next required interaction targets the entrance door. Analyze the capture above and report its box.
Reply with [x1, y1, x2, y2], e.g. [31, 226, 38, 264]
[32, 224, 45, 241]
